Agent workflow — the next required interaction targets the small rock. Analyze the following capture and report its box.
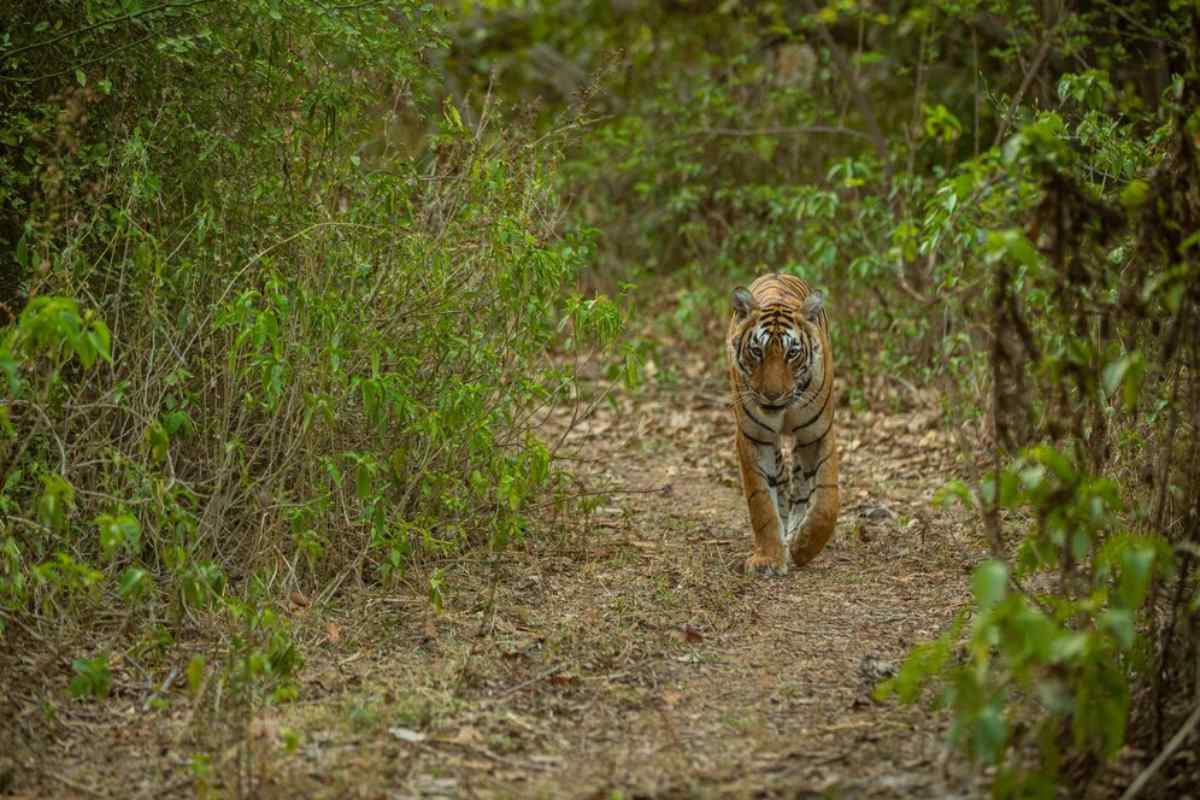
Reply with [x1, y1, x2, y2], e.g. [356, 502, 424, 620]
[859, 504, 896, 521]
[859, 655, 899, 682]
[388, 727, 427, 743]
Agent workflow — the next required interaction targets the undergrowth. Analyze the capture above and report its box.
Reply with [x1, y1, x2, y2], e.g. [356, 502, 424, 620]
[0, 0, 625, 776]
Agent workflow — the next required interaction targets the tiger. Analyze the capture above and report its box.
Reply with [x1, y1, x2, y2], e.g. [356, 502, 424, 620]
[726, 273, 839, 576]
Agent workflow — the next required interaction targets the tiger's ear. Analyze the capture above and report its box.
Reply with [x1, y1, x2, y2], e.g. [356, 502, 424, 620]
[732, 286, 757, 319]
[801, 290, 824, 322]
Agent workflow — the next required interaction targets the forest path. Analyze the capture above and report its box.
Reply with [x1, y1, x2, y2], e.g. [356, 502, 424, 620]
[258, 359, 985, 799]
[13, 356, 986, 800]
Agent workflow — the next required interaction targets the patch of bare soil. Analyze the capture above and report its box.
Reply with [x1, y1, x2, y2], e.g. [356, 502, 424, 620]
[2, 351, 991, 799]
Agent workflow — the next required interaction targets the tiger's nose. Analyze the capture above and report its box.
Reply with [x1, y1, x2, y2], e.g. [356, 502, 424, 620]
[762, 390, 786, 403]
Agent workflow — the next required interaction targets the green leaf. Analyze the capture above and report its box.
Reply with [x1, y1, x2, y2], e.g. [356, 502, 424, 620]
[874, 622, 958, 704]
[1181, 229, 1200, 253]
[984, 229, 1041, 270]
[1118, 546, 1155, 608]
[973, 702, 1008, 764]
[934, 479, 973, 509]
[1119, 179, 1150, 208]
[972, 560, 1008, 610]
[144, 421, 169, 462]
[163, 410, 193, 437]
[69, 654, 111, 700]
[36, 474, 75, 531]
[96, 513, 141, 559]
[1031, 445, 1076, 483]
[1019, 464, 1046, 491]
[996, 469, 1019, 507]
[1102, 353, 1143, 409]
[0, 348, 19, 394]
[118, 567, 150, 600]
[355, 461, 373, 501]
[186, 655, 206, 697]
[443, 97, 464, 131]
[87, 319, 112, 365]
[1099, 609, 1135, 650]
[1071, 529, 1091, 562]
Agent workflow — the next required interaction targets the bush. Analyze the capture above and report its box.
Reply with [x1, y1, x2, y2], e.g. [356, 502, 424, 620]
[0, 3, 622, 648]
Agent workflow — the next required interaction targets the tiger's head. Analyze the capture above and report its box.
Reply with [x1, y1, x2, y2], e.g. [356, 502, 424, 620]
[729, 286, 825, 410]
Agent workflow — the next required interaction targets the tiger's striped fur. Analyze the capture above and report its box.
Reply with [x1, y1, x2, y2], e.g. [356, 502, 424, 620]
[726, 273, 839, 576]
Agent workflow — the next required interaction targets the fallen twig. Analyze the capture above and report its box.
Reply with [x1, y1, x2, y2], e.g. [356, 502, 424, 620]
[137, 774, 192, 799]
[42, 769, 107, 798]
[1120, 700, 1200, 800]
[143, 665, 180, 711]
[525, 484, 670, 512]
[494, 665, 563, 699]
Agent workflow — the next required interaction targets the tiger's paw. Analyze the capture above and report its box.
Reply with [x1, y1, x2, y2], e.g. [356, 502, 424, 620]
[744, 553, 788, 577]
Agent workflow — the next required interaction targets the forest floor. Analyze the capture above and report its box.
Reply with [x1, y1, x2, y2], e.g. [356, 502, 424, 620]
[4, 343, 1005, 799]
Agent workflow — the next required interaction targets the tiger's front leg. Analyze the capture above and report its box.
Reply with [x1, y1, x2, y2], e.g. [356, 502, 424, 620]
[786, 425, 839, 567]
[734, 427, 788, 576]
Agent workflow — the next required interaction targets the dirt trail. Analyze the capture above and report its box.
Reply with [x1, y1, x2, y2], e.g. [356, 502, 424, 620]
[7, 358, 988, 799]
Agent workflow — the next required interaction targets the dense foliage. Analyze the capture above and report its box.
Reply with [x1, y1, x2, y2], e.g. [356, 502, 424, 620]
[0, 0, 622, 720]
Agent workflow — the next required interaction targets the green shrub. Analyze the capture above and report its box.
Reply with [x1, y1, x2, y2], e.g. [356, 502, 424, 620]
[883, 446, 1171, 796]
[0, 2, 623, 653]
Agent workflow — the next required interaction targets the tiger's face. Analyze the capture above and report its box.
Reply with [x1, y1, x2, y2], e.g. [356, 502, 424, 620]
[729, 287, 825, 411]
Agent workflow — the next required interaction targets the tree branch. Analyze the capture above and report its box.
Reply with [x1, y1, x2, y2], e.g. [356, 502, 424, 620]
[797, 0, 890, 178]
[3, 33, 160, 83]
[992, 34, 1055, 148]
[0, 0, 215, 62]
[688, 125, 870, 140]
